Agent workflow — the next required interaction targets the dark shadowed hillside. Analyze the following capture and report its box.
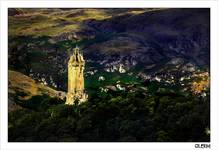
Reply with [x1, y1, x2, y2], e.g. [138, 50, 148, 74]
[9, 8, 209, 90]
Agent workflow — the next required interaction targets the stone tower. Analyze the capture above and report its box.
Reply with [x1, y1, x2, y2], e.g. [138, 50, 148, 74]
[66, 46, 88, 105]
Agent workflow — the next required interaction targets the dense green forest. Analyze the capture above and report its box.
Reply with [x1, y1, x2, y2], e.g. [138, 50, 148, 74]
[9, 85, 210, 142]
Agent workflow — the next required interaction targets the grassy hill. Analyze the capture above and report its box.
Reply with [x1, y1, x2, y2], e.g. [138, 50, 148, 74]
[8, 8, 210, 92]
[8, 70, 65, 112]
[8, 8, 166, 37]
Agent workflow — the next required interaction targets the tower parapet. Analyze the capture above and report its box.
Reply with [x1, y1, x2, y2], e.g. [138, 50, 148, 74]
[66, 46, 88, 105]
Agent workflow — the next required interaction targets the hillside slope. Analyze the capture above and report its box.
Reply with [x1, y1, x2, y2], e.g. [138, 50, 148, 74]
[8, 8, 210, 91]
[8, 70, 65, 112]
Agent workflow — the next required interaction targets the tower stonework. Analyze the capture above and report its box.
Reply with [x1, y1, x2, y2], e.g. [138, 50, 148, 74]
[66, 47, 88, 105]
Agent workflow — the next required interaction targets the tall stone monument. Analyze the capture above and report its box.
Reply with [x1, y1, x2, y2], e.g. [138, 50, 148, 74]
[66, 46, 88, 105]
